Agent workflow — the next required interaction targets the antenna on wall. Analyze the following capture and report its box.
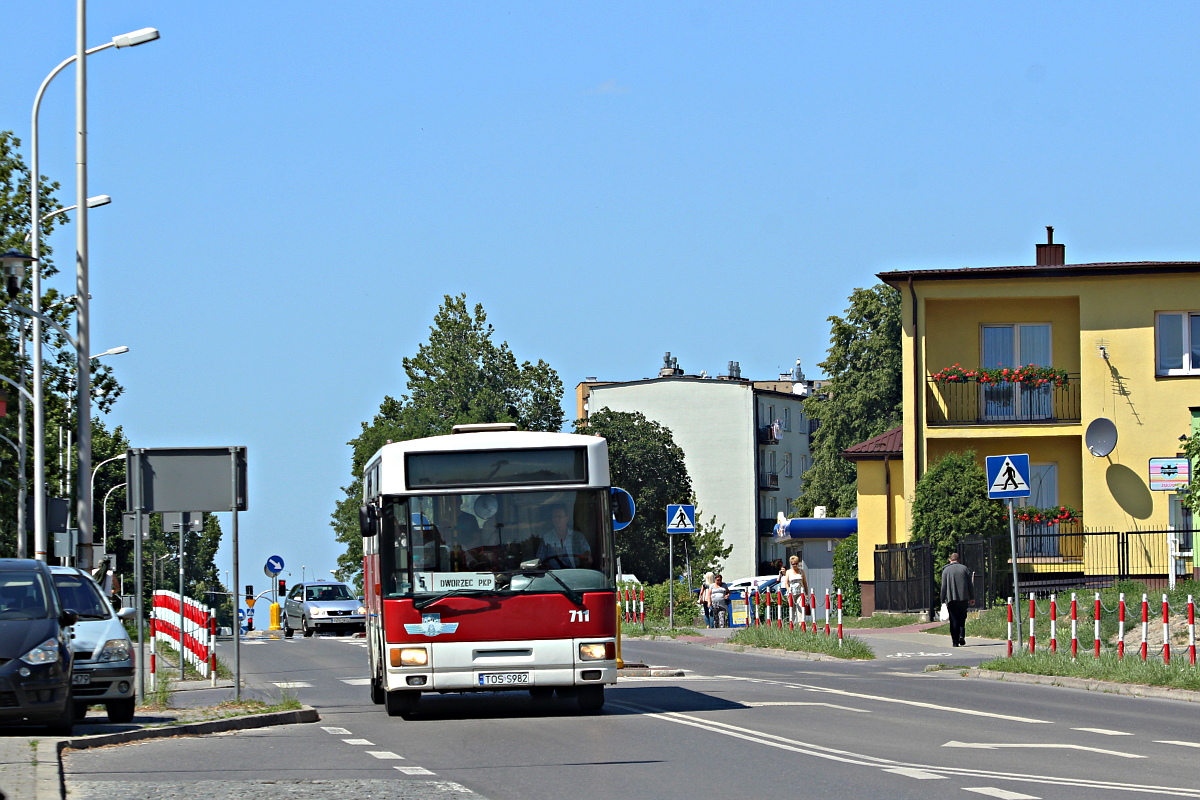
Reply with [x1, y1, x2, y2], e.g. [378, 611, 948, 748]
[1095, 338, 1110, 360]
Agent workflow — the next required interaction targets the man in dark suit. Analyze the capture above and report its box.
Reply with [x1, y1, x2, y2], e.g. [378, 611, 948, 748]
[941, 552, 975, 647]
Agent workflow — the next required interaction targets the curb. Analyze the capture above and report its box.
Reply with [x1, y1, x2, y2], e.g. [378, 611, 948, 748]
[40, 705, 320, 800]
[963, 669, 1200, 703]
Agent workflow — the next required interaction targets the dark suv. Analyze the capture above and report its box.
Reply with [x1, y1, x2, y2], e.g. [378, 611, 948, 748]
[0, 559, 78, 733]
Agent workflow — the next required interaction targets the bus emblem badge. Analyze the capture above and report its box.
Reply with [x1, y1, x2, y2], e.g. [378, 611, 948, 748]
[405, 613, 459, 637]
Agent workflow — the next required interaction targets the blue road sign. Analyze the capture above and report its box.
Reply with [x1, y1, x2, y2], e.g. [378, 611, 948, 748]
[265, 555, 284, 575]
[666, 504, 696, 534]
[237, 608, 246, 620]
[986, 454, 1032, 499]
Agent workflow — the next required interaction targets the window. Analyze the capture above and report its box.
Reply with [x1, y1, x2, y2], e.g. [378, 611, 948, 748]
[783, 452, 792, 477]
[1156, 312, 1200, 375]
[981, 324, 1053, 420]
[1018, 463, 1060, 556]
[783, 408, 791, 431]
[767, 450, 777, 474]
[765, 496, 777, 517]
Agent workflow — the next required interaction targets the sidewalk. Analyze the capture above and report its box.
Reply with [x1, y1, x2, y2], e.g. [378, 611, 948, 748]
[0, 733, 61, 800]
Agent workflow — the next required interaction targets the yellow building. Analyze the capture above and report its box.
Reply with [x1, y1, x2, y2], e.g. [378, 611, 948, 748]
[849, 234, 1199, 614]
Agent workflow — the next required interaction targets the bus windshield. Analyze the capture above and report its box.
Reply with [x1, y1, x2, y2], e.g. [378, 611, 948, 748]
[381, 488, 613, 598]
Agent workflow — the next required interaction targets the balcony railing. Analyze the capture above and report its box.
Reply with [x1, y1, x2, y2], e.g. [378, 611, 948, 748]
[926, 374, 1080, 426]
[759, 472, 779, 490]
[757, 425, 780, 445]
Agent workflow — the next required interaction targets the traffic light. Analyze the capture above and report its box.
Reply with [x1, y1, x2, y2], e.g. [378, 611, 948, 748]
[277, 578, 286, 597]
[245, 584, 254, 604]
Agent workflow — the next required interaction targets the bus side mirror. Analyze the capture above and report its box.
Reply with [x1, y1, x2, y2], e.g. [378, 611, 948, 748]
[610, 487, 635, 531]
[359, 505, 379, 537]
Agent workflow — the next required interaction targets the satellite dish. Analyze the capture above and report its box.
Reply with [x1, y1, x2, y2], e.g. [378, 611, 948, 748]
[1085, 417, 1118, 457]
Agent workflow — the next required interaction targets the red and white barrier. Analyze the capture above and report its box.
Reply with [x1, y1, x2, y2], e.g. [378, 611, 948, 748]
[1049, 594, 1057, 654]
[824, 589, 831, 637]
[1117, 593, 1126, 661]
[1141, 593, 1149, 662]
[1188, 595, 1196, 667]
[1070, 593, 1077, 661]
[1094, 593, 1102, 659]
[836, 588, 843, 647]
[151, 590, 217, 684]
[1162, 594, 1171, 666]
[1028, 593, 1037, 653]
[1006, 597, 1013, 658]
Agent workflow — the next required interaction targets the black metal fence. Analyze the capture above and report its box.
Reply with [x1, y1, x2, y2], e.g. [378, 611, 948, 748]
[926, 375, 1081, 426]
[874, 528, 1197, 613]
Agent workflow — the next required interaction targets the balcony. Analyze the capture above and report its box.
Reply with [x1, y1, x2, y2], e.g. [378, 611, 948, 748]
[757, 425, 780, 445]
[926, 374, 1080, 427]
[759, 472, 779, 490]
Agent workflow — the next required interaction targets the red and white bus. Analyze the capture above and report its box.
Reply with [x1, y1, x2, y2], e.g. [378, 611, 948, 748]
[360, 422, 634, 717]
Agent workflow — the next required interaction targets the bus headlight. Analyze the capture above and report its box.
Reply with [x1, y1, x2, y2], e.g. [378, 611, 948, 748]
[391, 647, 428, 667]
[578, 642, 614, 661]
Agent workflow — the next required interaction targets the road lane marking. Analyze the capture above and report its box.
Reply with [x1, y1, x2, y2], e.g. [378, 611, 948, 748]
[884, 767, 945, 779]
[744, 701, 870, 713]
[320, 727, 352, 735]
[737, 676, 1053, 724]
[342, 739, 374, 745]
[272, 681, 312, 688]
[963, 789, 1040, 799]
[610, 699, 1200, 797]
[1073, 728, 1133, 736]
[1157, 741, 1200, 749]
[367, 751, 405, 760]
[943, 741, 1143, 759]
[395, 766, 435, 775]
[340, 678, 372, 685]
[885, 652, 953, 658]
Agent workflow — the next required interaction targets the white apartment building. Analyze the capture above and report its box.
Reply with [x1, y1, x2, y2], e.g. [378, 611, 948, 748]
[577, 355, 818, 579]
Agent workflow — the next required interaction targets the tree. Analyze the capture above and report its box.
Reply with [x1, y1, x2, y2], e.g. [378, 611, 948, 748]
[832, 532, 860, 616]
[910, 450, 1006, 576]
[332, 295, 564, 586]
[575, 409, 692, 583]
[794, 284, 902, 518]
[685, 505, 732, 581]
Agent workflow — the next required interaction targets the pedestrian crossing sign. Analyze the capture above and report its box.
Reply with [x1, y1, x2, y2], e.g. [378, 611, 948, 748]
[666, 504, 696, 534]
[985, 454, 1031, 499]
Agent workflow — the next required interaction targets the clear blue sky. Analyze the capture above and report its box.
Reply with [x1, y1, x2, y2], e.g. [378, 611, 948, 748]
[5, 2, 1200, 586]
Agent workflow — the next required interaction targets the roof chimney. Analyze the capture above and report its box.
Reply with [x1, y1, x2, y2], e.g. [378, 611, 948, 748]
[1035, 226, 1065, 266]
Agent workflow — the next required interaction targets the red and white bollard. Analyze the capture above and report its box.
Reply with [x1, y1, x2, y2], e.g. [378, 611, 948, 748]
[1028, 592, 1037, 654]
[824, 588, 831, 637]
[1070, 593, 1078, 660]
[1052, 593, 1062, 653]
[1162, 594, 1171, 665]
[1141, 593, 1149, 662]
[777, 588, 785, 630]
[1006, 597, 1014, 658]
[836, 588, 843, 647]
[1093, 593, 1102, 659]
[1117, 593, 1126, 660]
[752, 588, 760, 627]
[788, 591, 795, 632]
[639, 587, 645, 624]
[1187, 595, 1195, 666]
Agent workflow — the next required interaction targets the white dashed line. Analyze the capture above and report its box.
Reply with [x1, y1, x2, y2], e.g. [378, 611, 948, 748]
[342, 739, 374, 745]
[883, 767, 946, 780]
[962, 789, 1040, 800]
[367, 751, 405, 760]
[340, 678, 372, 685]
[743, 701, 869, 713]
[272, 681, 313, 688]
[1157, 740, 1200, 749]
[395, 766, 435, 775]
[320, 727, 352, 735]
[1073, 728, 1132, 736]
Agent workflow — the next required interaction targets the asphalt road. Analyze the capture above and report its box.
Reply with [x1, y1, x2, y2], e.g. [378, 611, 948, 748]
[63, 632, 1200, 800]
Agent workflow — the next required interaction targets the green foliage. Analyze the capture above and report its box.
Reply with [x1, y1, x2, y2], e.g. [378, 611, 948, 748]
[728, 625, 875, 659]
[910, 450, 1006, 576]
[332, 295, 564, 586]
[832, 532, 860, 616]
[1181, 432, 1200, 518]
[638, 580, 703, 624]
[576, 409, 692, 582]
[794, 285, 902, 517]
[685, 505, 732, 580]
[980, 651, 1200, 691]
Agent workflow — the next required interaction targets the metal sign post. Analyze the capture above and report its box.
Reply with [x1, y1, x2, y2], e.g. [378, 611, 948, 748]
[986, 455, 1031, 651]
[665, 505, 696, 629]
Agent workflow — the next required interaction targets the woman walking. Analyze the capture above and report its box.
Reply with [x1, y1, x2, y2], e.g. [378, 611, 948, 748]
[782, 555, 810, 626]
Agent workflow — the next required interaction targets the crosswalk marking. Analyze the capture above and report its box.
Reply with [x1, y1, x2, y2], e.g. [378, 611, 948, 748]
[1157, 740, 1200, 749]
[1073, 728, 1132, 736]
[963, 789, 1040, 800]
[367, 751, 405, 760]
[395, 766, 435, 775]
[340, 678, 372, 685]
[342, 739, 374, 745]
[883, 767, 945, 780]
[272, 681, 312, 688]
[321, 727, 352, 735]
[744, 701, 869, 713]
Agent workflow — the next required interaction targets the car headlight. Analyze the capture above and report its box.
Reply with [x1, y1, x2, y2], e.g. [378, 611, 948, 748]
[97, 639, 131, 663]
[579, 642, 615, 661]
[310, 607, 324, 617]
[391, 647, 428, 667]
[20, 638, 60, 666]
[356, 606, 366, 616]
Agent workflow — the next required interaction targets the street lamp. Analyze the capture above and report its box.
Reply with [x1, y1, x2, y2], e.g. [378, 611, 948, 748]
[29, 20, 159, 564]
[100, 481, 126, 552]
[23, 196, 113, 245]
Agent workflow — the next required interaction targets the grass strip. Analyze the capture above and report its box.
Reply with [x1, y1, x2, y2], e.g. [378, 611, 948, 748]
[980, 650, 1200, 691]
[728, 624, 874, 659]
[621, 621, 701, 638]
[841, 613, 923, 629]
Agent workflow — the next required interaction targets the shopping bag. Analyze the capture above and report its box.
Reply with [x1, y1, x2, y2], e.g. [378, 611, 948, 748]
[938, 603, 949, 622]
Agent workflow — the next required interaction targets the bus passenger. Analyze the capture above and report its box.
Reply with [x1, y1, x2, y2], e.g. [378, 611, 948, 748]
[536, 506, 591, 569]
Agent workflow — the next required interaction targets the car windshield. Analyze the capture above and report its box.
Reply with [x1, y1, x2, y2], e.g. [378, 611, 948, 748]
[51, 574, 110, 619]
[0, 571, 51, 620]
[306, 585, 352, 602]
[381, 488, 613, 598]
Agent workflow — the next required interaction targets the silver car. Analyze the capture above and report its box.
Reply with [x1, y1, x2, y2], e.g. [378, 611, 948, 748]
[282, 581, 365, 638]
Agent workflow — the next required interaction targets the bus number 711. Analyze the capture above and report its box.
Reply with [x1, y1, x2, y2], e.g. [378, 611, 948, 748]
[569, 609, 591, 623]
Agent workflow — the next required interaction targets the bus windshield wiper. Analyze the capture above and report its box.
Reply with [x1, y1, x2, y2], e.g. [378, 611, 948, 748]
[413, 590, 506, 611]
[523, 570, 585, 607]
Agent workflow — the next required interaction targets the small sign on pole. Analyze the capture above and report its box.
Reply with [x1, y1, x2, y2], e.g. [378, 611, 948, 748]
[666, 504, 696, 534]
[987, 454, 1031, 649]
[1149, 457, 1190, 491]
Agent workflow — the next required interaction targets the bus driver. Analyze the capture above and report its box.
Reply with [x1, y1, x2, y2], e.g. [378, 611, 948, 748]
[536, 506, 591, 569]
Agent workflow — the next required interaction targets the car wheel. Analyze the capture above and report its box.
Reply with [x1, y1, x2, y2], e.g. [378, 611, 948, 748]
[301, 617, 313, 638]
[576, 685, 605, 714]
[384, 690, 419, 718]
[73, 701, 89, 720]
[106, 698, 135, 724]
[370, 674, 385, 705]
[283, 615, 293, 638]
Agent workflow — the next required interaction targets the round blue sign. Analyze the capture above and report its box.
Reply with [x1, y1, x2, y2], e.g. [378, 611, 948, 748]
[265, 555, 285, 575]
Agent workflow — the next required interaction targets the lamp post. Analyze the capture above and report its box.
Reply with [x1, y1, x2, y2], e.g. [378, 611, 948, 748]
[100, 481, 126, 553]
[29, 19, 158, 564]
